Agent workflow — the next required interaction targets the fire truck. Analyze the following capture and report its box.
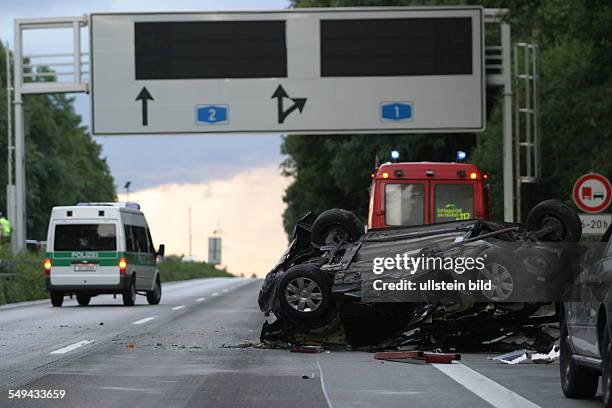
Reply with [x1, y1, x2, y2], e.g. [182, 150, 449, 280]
[368, 161, 491, 229]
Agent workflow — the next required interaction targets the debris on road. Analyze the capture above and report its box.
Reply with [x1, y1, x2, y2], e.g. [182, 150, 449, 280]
[291, 345, 323, 353]
[490, 345, 560, 364]
[374, 351, 460, 364]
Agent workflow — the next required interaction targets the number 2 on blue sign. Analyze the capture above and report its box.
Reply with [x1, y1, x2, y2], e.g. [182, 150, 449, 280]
[196, 105, 229, 125]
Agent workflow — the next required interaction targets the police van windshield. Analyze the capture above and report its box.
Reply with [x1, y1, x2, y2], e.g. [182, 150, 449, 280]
[54, 224, 117, 251]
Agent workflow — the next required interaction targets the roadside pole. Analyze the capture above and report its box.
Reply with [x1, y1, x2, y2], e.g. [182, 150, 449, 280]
[11, 22, 25, 253]
[501, 21, 514, 223]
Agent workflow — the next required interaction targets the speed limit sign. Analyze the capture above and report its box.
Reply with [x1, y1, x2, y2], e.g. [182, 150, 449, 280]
[573, 173, 612, 214]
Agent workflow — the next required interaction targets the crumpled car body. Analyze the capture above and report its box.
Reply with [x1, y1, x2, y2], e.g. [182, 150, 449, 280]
[258, 208, 579, 350]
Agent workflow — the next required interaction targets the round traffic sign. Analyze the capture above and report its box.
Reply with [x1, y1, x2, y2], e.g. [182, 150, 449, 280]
[572, 173, 612, 214]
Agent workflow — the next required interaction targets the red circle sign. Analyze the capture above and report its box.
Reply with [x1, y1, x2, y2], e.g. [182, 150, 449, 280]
[572, 173, 612, 214]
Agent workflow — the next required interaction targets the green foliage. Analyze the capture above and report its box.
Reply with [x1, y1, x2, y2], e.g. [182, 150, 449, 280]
[0, 246, 47, 304]
[282, 0, 612, 235]
[158, 256, 232, 281]
[0, 42, 116, 240]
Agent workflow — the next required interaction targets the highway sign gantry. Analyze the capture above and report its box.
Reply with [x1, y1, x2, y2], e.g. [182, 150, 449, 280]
[90, 7, 485, 135]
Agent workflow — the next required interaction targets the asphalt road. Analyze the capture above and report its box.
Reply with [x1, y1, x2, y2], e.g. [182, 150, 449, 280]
[0, 278, 604, 408]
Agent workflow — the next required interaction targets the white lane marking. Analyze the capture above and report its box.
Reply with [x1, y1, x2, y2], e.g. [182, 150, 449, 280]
[432, 362, 540, 408]
[132, 317, 156, 325]
[222, 288, 229, 292]
[172, 305, 186, 311]
[196, 297, 206, 302]
[316, 356, 334, 408]
[212, 292, 219, 296]
[50, 340, 94, 355]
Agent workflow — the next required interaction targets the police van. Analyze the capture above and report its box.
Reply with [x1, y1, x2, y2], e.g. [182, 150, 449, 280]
[44, 202, 164, 307]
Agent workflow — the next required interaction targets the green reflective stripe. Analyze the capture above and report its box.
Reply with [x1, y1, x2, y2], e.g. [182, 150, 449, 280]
[46, 251, 155, 267]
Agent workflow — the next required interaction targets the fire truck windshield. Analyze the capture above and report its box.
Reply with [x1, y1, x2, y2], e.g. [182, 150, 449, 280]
[385, 183, 425, 226]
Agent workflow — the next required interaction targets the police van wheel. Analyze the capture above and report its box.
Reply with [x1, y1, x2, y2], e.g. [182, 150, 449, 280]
[123, 277, 136, 306]
[146, 277, 162, 305]
[76, 293, 91, 306]
[50, 291, 64, 307]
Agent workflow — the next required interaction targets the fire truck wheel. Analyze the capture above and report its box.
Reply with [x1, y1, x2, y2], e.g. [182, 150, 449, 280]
[526, 199, 581, 242]
[311, 209, 364, 247]
[278, 264, 332, 321]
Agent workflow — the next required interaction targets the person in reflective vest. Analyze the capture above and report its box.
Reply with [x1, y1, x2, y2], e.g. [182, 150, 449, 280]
[0, 213, 12, 243]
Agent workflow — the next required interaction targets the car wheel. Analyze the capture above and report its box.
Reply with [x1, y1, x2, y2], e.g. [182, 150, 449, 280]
[146, 277, 162, 305]
[311, 209, 364, 247]
[603, 324, 612, 407]
[50, 291, 63, 307]
[560, 314, 598, 398]
[278, 263, 332, 321]
[76, 293, 91, 306]
[526, 199, 581, 242]
[123, 276, 136, 306]
[476, 250, 522, 302]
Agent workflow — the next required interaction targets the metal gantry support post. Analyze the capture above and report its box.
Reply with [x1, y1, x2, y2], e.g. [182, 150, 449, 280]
[485, 9, 514, 222]
[501, 21, 514, 222]
[9, 16, 88, 254]
[11, 22, 26, 253]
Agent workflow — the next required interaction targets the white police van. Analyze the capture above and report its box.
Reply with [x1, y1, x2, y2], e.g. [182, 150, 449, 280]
[44, 202, 164, 307]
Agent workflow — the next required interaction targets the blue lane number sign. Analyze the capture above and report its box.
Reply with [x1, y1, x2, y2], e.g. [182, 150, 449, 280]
[196, 105, 229, 125]
[380, 102, 413, 122]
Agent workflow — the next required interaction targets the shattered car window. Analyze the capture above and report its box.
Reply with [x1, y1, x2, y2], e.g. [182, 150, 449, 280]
[434, 184, 474, 222]
[385, 183, 425, 226]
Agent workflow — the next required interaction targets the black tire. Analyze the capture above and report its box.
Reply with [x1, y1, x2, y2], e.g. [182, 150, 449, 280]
[123, 276, 136, 306]
[603, 323, 612, 407]
[50, 291, 63, 307]
[146, 276, 162, 305]
[311, 209, 364, 247]
[76, 293, 91, 306]
[560, 314, 599, 399]
[278, 263, 332, 321]
[475, 249, 523, 302]
[526, 199, 581, 242]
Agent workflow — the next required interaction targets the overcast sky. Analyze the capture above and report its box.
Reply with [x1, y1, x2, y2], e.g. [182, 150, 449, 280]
[1, 0, 294, 275]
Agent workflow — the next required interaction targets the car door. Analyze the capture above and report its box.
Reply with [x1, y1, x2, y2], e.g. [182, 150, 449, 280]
[566, 226, 612, 357]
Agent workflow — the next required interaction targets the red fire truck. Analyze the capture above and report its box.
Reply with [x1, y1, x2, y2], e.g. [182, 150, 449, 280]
[368, 162, 490, 229]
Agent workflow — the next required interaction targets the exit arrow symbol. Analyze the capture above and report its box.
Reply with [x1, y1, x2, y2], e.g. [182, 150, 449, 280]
[135, 87, 154, 126]
[271, 85, 307, 124]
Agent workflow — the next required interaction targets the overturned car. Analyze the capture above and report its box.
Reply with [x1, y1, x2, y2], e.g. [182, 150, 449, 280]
[258, 200, 582, 350]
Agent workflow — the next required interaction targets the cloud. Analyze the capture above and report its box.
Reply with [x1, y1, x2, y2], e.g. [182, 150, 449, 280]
[118, 164, 291, 277]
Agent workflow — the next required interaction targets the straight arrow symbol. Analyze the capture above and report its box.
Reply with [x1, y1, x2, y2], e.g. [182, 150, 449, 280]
[135, 87, 154, 126]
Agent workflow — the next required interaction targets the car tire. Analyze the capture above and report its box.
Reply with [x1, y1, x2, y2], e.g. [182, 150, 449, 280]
[76, 293, 91, 306]
[50, 291, 64, 307]
[311, 209, 364, 247]
[603, 323, 612, 407]
[526, 199, 581, 242]
[560, 314, 598, 399]
[278, 263, 332, 321]
[146, 276, 162, 305]
[475, 250, 522, 302]
[123, 276, 136, 306]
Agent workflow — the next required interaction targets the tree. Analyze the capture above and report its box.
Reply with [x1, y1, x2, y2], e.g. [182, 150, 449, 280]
[0, 42, 116, 240]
